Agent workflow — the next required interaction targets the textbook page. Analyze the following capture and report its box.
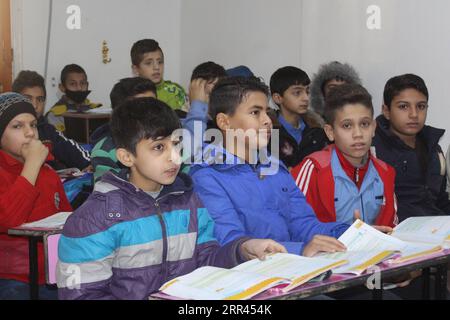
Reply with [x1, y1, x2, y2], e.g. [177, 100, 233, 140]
[392, 216, 450, 245]
[232, 253, 347, 292]
[159, 266, 286, 300]
[318, 220, 402, 275]
[19, 212, 72, 230]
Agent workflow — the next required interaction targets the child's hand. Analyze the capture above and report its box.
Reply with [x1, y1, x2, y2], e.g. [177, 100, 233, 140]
[354, 209, 393, 234]
[21, 139, 49, 166]
[302, 235, 347, 257]
[240, 239, 287, 261]
[189, 78, 209, 104]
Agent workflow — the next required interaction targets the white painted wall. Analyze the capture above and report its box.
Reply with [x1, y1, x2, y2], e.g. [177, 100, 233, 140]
[12, 0, 182, 110]
[299, 0, 450, 150]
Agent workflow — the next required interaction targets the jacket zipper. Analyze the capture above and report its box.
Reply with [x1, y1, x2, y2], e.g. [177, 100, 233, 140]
[354, 167, 360, 185]
[154, 200, 169, 281]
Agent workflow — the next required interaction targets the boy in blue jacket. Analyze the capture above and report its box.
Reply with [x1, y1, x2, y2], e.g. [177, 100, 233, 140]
[189, 76, 349, 257]
[57, 97, 285, 300]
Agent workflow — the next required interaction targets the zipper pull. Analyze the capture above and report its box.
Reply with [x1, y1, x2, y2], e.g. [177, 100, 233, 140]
[355, 168, 359, 184]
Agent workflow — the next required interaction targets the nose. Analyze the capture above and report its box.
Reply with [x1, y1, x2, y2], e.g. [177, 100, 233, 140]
[24, 125, 35, 138]
[353, 125, 363, 138]
[409, 106, 419, 119]
[169, 143, 182, 165]
[262, 111, 272, 129]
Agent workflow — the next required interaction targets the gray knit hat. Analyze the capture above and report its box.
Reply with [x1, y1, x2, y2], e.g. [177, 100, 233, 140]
[0, 92, 37, 138]
[310, 61, 362, 115]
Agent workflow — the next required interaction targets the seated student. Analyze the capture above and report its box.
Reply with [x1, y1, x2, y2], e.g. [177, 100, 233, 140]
[90, 77, 156, 182]
[310, 61, 362, 116]
[46, 64, 102, 132]
[291, 84, 397, 228]
[182, 61, 227, 137]
[269, 66, 329, 169]
[12, 70, 91, 171]
[56, 97, 285, 300]
[189, 76, 348, 257]
[373, 74, 450, 221]
[0, 93, 72, 300]
[131, 39, 188, 114]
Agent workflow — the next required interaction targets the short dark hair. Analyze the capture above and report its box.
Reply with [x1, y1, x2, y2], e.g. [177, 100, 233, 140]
[383, 73, 429, 108]
[190, 61, 226, 82]
[12, 70, 46, 98]
[109, 77, 157, 109]
[130, 39, 163, 66]
[270, 66, 310, 97]
[324, 84, 373, 125]
[60, 64, 87, 85]
[209, 76, 269, 122]
[111, 97, 180, 155]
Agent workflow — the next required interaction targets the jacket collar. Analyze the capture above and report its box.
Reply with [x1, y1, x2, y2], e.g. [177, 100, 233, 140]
[99, 168, 193, 198]
[376, 115, 445, 151]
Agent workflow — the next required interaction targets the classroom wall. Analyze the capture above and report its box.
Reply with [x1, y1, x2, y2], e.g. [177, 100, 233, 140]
[11, 0, 182, 110]
[11, 0, 450, 150]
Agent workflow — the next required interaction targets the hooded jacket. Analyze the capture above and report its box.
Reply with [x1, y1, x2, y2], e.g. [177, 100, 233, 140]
[57, 170, 248, 300]
[189, 145, 349, 255]
[310, 61, 362, 115]
[373, 115, 450, 221]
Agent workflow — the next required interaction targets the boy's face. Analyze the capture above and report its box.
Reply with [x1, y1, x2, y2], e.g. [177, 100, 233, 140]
[133, 50, 164, 85]
[119, 135, 182, 192]
[323, 79, 347, 98]
[382, 88, 428, 139]
[324, 103, 376, 166]
[219, 91, 272, 151]
[0, 113, 38, 162]
[274, 84, 309, 116]
[60, 72, 88, 92]
[20, 86, 46, 118]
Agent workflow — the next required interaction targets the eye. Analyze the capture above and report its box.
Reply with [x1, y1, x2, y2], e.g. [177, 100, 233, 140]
[31, 123, 38, 128]
[12, 124, 22, 129]
[361, 121, 371, 128]
[342, 123, 352, 129]
[251, 110, 260, 116]
[37, 97, 46, 103]
[153, 144, 164, 151]
[398, 103, 408, 110]
[418, 104, 428, 110]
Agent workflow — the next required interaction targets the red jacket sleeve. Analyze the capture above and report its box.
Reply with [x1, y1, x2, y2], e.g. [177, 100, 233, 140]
[0, 175, 40, 230]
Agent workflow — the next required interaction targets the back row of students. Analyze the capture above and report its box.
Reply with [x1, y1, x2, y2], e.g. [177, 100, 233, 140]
[0, 38, 449, 299]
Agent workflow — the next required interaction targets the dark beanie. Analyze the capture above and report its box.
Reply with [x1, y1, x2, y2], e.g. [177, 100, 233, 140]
[0, 92, 37, 139]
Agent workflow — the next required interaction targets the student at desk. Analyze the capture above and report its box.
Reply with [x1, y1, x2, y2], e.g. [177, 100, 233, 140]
[0, 93, 72, 300]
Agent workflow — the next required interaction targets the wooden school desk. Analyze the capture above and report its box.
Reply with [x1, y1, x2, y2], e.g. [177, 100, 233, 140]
[7, 228, 61, 300]
[150, 249, 450, 301]
[62, 111, 111, 144]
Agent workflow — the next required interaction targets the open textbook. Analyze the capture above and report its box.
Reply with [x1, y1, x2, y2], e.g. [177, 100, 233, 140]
[15, 211, 72, 231]
[318, 218, 447, 275]
[158, 253, 347, 300]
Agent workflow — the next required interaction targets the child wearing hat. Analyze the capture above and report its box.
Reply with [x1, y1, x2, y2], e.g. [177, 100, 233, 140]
[0, 92, 72, 300]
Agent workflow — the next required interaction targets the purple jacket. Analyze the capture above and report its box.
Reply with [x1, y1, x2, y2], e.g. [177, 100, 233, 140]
[57, 170, 247, 300]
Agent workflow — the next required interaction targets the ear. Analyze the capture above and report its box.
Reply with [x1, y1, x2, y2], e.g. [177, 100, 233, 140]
[58, 83, 66, 93]
[131, 64, 139, 76]
[382, 104, 391, 120]
[215, 113, 231, 131]
[323, 124, 335, 142]
[116, 147, 135, 168]
[272, 93, 283, 106]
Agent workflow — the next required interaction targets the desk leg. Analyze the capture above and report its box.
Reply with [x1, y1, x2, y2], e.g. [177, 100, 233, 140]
[434, 263, 448, 300]
[28, 237, 40, 300]
[422, 267, 431, 300]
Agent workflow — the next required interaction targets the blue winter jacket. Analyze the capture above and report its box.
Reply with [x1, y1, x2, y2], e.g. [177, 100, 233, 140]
[190, 146, 349, 255]
[57, 170, 248, 300]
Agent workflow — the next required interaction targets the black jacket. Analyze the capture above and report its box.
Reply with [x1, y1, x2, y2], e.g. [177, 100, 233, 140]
[38, 116, 91, 170]
[373, 115, 450, 221]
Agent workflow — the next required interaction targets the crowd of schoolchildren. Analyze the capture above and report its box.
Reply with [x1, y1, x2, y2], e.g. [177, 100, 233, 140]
[0, 37, 449, 300]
